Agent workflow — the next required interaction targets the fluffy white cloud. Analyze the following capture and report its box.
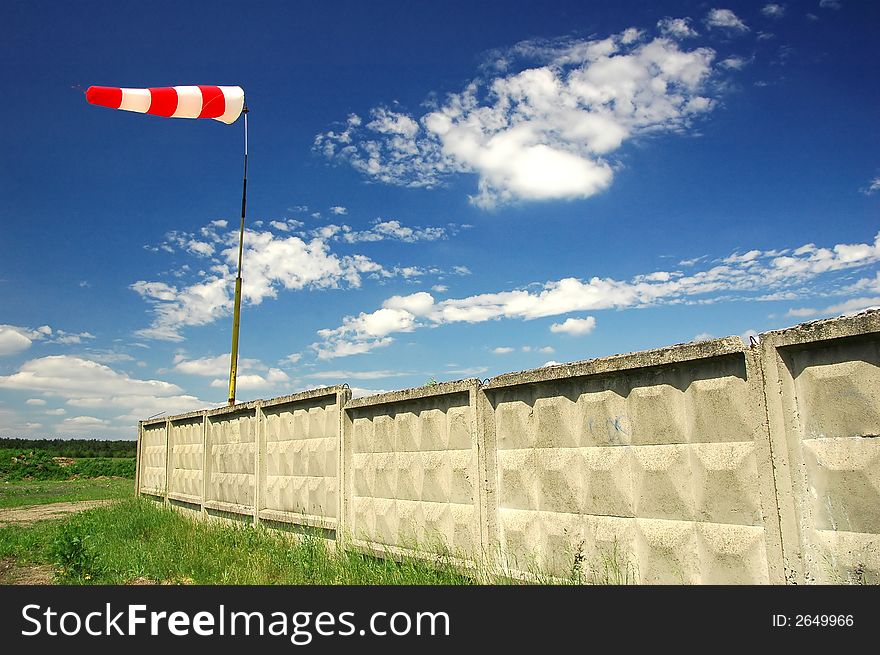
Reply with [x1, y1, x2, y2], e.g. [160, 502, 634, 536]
[0, 324, 94, 355]
[492, 347, 515, 354]
[761, 4, 785, 18]
[0, 355, 214, 433]
[317, 27, 722, 207]
[313, 231, 880, 358]
[657, 17, 699, 39]
[342, 219, 447, 243]
[705, 8, 749, 32]
[0, 326, 33, 356]
[26, 398, 46, 406]
[330, 206, 348, 215]
[133, 224, 394, 341]
[172, 352, 267, 377]
[209, 368, 290, 391]
[719, 56, 750, 70]
[550, 316, 598, 336]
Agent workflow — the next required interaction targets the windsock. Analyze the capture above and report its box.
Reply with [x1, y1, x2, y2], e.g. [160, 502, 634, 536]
[85, 85, 245, 124]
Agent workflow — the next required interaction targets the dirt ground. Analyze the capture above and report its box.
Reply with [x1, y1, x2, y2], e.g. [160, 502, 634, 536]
[0, 499, 113, 527]
[0, 558, 54, 584]
[0, 499, 118, 585]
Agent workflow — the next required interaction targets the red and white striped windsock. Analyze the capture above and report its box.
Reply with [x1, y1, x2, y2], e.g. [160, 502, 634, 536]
[85, 85, 245, 124]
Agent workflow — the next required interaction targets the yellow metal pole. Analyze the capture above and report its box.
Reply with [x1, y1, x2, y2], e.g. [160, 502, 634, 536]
[228, 108, 248, 405]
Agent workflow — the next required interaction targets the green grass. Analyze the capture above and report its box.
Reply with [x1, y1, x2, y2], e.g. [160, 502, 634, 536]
[0, 478, 134, 508]
[0, 498, 475, 585]
[0, 448, 136, 482]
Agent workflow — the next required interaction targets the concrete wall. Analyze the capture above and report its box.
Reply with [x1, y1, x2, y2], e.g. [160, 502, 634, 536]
[136, 311, 880, 584]
[760, 311, 880, 584]
[482, 339, 780, 583]
[139, 386, 350, 532]
[340, 381, 485, 562]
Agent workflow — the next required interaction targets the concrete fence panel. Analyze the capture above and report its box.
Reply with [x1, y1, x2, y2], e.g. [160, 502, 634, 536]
[341, 381, 483, 562]
[138, 420, 168, 498]
[204, 402, 260, 519]
[483, 338, 783, 584]
[258, 387, 350, 532]
[761, 312, 880, 584]
[167, 412, 205, 505]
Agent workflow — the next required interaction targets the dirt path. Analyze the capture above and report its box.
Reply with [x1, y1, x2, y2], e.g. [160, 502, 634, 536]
[0, 558, 54, 584]
[0, 499, 114, 527]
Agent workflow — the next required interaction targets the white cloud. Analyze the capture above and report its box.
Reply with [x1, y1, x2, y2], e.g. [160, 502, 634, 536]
[209, 368, 290, 391]
[705, 8, 749, 32]
[692, 332, 715, 342]
[657, 17, 699, 39]
[861, 177, 880, 195]
[62, 416, 110, 427]
[280, 353, 302, 366]
[432, 284, 448, 293]
[172, 353, 267, 377]
[719, 56, 750, 70]
[538, 346, 555, 354]
[0, 324, 95, 355]
[317, 27, 722, 207]
[492, 347, 515, 354]
[341, 219, 447, 243]
[306, 370, 408, 380]
[550, 316, 598, 336]
[761, 4, 785, 18]
[382, 291, 435, 316]
[444, 366, 488, 376]
[819, 0, 841, 9]
[0, 326, 34, 356]
[787, 297, 880, 319]
[329, 206, 348, 215]
[25, 398, 46, 406]
[0, 355, 213, 430]
[312, 232, 880, 358]
[349, 386, 390, 399]
[132, 223, 392, 341]
[81, 351, 136, 364]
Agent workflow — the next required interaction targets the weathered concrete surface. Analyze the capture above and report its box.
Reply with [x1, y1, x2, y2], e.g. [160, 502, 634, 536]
[138, 421, 167, 497]
[259, 387, 349, 531]
[484, 339, 779, 583]
[135, 312, 880, 584]
[168, 415, 203, 503]
[341, 380, 483, 561]
[204, 402, 259, 517]
[760, 309, 880, 584]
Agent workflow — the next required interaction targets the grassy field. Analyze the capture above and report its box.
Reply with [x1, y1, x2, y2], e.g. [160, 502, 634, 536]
[0, 447, 136, 482]
[0, 477, 134, 508]
[0, 498, 474, 585]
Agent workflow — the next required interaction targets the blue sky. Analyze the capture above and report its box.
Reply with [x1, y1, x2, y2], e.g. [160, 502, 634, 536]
[1, 0, 878, 438]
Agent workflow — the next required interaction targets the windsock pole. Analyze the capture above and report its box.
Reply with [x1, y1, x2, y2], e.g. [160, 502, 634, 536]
[228, 106, 249, 405]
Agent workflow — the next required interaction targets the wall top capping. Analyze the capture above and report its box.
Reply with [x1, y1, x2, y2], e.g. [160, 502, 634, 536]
[758, 308, 880, 349]
[483, 336, 746, 390]
[344, 378, 479, 410]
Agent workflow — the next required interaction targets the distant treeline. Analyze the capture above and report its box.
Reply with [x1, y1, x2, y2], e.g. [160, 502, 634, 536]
[0, 438, 137, 458]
